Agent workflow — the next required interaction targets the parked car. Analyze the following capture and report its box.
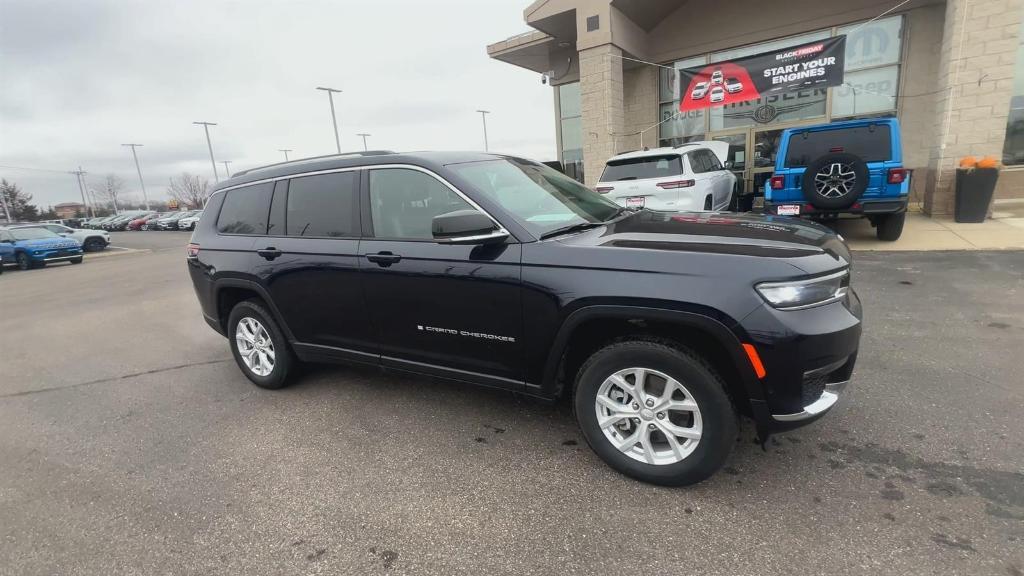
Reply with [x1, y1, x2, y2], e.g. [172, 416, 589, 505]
[13, 223, 110, 252]
[765, 117, 908, 241]
[0, 226, 83, 269]
[709, 86, 725, 103]
[106, 212, 151, 231]
[690, 81, 709, 100]
[85, 215, 115, 229]
[595, 142, 736, 212]
[155, 211, 194, 230]
[177, 211, 203, 231]
[187, 151, 861, 486]
[725, 77, 743, 93]
[131, 213, 164, 230]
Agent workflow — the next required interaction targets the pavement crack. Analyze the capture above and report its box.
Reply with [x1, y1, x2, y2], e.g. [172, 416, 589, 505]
[0, 358, 233, 399]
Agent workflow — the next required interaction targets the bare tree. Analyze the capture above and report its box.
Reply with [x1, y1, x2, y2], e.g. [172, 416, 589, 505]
[167, 173, 211, 209]
[94, 174, 125, 212]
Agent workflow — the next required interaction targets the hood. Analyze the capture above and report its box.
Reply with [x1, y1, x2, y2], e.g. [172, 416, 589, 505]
[557, 210, 851, 274]
[16, 237, 80, 249]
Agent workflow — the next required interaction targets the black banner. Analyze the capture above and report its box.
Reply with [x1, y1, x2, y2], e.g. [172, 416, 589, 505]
[678, 36, 846, 112]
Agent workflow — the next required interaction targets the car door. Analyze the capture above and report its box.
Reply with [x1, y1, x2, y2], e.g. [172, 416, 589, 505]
[700, 149, 730, 209]
[358, 165, 524, 390]
[255, 170, 377, 363]
[685, 151, 715, 209]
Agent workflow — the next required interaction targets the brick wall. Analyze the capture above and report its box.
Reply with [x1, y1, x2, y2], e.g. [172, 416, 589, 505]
[925, 0, 1024, 214]
[621, 65, 659, 153]
[579, 44, 625, 187]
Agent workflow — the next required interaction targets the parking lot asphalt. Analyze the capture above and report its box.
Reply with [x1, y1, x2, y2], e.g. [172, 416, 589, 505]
[1, 231, 1022, 576]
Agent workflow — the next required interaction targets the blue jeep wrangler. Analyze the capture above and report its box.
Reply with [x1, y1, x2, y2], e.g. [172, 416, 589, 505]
[764, 118, 908, 241]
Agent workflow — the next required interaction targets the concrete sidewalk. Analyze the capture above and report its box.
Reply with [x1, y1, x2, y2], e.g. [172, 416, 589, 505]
[837, 200, 1024, 251]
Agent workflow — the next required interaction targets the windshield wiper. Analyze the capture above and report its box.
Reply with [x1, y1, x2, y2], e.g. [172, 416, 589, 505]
[539, 222, 603, 240]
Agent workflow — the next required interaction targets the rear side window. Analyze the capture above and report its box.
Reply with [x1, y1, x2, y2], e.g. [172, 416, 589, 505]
[286, 171, 358, 237]
[601, 155, 683, 181]
[785, 125, 892, 167]
[216, 182, 274, 235]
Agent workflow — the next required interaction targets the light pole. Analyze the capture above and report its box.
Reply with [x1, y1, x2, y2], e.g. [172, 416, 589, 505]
[121, 143, 150, 210]
[193, 121, 220, 182]
[221, 160, 232, 177]
[71, 167, 95, 218]
[315, 86, 343, 153]
[279, 149, 293, 161]
[356, 133, 371, 151]
[475, 110, 490, 151]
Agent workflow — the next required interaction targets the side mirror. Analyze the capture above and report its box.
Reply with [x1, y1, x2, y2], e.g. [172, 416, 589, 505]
[724, 161, 733, 170]
[432, 210, 507, 245]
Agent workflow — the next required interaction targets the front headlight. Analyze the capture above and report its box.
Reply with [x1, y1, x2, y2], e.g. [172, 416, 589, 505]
[756, 270, 849, 310]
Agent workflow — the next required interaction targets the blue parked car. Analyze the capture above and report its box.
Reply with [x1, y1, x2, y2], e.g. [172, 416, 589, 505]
[764, 118, 909, 241]
[0, 226, 84, 270]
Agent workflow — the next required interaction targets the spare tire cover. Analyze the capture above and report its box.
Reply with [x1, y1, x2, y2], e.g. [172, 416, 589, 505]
[800, 152, 870, 210]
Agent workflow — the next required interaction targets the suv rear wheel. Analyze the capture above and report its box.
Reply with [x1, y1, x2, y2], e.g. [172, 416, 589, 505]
[875, 211, 906, 241]
[228, 300, 294, 389]
[574, 339, 736, 486]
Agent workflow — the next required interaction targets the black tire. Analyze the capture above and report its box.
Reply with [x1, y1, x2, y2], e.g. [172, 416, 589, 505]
[84, 237, 106, 252]
[227, 299, 294, 389]
[875, 211, 905, 241]
[16, 252, 32, 270]
[573, 339, 736, 486]
[801, 153, 869, 210]
[70, 256, 83, 264]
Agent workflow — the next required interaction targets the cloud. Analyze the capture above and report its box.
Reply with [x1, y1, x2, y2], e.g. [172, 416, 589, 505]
[0, 0, 556, 206]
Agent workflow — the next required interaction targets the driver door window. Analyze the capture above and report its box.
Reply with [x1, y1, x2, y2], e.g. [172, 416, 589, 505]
[368, 168, 474, 240]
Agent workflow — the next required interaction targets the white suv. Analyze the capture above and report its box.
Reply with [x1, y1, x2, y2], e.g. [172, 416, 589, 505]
[595, 142, 736, 212]
[22, 223, 110, 252]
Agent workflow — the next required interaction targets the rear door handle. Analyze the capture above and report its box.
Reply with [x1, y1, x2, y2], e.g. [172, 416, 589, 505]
[256, 247, 282, 261]
[365, 251, 402, 267]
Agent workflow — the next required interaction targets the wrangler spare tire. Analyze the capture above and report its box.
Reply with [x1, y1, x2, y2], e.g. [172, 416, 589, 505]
[801, 152, 869, 210]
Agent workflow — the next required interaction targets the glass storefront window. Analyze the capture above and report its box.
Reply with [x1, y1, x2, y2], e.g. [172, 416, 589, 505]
[839, 16, 903, 70]
[558, 83, 584, 182]
[710, 88, 827, 131]
[658, 102, 705, 140]
[1003, 19, 1024, 165]
[832, 66, 899, 117]
[709, 30, 831, 63]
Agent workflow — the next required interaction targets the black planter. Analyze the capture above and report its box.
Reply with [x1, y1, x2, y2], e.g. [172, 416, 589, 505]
[954, 167, 999, 223]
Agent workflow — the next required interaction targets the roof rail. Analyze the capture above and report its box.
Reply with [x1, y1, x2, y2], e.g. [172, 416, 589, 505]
[232, 150, 396, 177]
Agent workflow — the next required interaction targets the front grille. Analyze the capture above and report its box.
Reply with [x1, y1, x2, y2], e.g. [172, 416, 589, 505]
[802, 375, 827, 406]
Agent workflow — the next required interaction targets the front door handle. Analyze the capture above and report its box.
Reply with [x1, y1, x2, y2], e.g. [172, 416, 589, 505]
[256, 247, 282, 261]
[365, 251, 402, 267]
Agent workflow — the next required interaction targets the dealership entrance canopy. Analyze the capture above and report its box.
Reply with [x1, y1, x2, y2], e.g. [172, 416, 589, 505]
[488, 0, 1024, 215]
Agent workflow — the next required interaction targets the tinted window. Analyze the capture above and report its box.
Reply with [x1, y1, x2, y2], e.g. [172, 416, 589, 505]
[687, 151, 708, 173]
[600, 155, 683, 181]
[286, 172, 358, 237]
[216, 182, 274, 235]
[703, 149, 723, 171]
[785, 125, 892, 167]
[369, 169, 473, 239]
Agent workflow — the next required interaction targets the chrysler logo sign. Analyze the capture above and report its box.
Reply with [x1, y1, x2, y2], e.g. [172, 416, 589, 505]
[753, 104, 779, 124]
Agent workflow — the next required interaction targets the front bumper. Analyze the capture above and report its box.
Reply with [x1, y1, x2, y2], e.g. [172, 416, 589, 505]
[739, 288, 862, 434]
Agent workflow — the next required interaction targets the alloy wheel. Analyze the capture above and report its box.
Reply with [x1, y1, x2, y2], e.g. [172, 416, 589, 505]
[594, 367, 702, 465]
[813, 162, 857, 198]
[235, 317, 276, 377]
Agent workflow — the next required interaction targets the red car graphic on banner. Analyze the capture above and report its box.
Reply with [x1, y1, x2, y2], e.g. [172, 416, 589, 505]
[680, 63, 760, 112]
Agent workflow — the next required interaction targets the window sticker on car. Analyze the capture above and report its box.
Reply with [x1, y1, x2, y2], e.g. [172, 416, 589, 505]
[777, 204, 801, 216]
[625, 196, 646, 208]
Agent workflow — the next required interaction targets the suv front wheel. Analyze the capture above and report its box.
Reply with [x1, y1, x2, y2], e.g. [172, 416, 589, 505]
[574, 339, 736, 486]
[228, 300, 294, 389]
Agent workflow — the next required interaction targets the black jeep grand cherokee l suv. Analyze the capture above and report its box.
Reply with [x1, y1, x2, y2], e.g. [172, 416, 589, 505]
[187, 151, 861, 486]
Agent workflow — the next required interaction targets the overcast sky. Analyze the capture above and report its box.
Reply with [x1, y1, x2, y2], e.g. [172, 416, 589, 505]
[0, 0, 554, 208]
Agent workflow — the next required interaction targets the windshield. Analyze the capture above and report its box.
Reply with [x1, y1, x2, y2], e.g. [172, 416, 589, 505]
[11, 227, 60, 240]
[448, 158, 622, 237]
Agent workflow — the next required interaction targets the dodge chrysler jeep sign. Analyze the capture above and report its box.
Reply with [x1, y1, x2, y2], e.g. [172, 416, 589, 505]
[679, 36, 846, 112]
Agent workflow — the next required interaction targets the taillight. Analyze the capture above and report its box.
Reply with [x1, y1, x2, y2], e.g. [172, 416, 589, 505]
[769, 176, 785, 190]
[595, 186, 614, 194]
[186, 243, 200, 258]
[656, 180, 695, 189]
[887, 168, 907, 184]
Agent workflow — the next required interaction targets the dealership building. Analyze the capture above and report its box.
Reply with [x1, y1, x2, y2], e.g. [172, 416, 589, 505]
[488, 0, 1024, 215]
